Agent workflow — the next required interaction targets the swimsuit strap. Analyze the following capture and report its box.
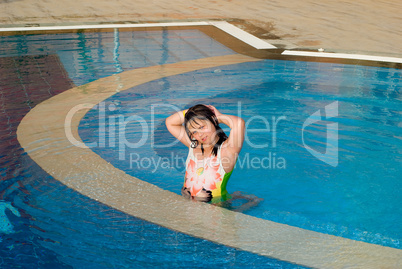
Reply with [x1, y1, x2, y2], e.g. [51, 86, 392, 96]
[217, 143, 224, 161]
[216, 144, 221, 160]
[188, 144, 222, 162]
[187, 146, 195, 162]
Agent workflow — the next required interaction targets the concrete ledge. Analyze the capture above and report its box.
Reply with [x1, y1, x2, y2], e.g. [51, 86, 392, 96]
[17, 54, 402, 268]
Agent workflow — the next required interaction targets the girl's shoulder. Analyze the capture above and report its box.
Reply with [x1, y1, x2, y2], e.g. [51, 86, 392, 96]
[219, 141, 238, 173]
[219, 140, 234, 158]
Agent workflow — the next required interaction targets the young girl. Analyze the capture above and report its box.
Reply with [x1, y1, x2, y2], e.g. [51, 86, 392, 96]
[165, 104, 245, 203]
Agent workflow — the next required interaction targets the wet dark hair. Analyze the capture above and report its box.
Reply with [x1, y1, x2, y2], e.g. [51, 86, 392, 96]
[184, 104, 227, 156]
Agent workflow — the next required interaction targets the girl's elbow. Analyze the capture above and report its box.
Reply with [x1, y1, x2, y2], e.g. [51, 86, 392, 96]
[165, 115, 174, 126]
[239, 118, 245, 131]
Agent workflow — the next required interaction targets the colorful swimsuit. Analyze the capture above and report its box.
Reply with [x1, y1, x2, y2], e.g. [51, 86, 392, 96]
[184, 145, 233, 202]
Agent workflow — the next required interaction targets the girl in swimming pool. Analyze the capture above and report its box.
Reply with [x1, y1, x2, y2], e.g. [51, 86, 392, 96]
[166, 104, 245, 203]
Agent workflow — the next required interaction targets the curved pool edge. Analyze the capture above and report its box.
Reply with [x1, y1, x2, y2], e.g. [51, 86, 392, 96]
[16, 54, 402, 268]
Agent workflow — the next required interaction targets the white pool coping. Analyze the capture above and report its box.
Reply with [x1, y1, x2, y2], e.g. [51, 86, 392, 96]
[0, 21, 210, 32]
[282, 50, 402, 64]
[0, 21, 402, 63]
[0, 21, 277, 50]
[2, 21, 402, 64]
[209, 21, 277, 49]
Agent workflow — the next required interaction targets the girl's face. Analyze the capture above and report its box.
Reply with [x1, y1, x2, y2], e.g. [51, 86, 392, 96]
[187, 119, 217, 147]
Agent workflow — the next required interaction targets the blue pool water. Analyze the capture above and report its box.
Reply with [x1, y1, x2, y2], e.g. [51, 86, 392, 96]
[0, 29, 314, 268]
[80, 59, 402, 249]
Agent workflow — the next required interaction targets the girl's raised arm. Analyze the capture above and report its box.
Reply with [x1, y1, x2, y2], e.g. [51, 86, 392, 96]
[208, 105, 245, 155]
[165, 110, 191, 147]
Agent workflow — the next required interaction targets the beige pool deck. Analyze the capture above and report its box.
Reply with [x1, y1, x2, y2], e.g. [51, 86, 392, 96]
[6, 1, 402, 268]
[1, 0, 402, 57]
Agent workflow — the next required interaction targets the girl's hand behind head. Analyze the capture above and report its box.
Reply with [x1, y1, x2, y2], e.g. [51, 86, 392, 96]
[206, 105, 222, 117]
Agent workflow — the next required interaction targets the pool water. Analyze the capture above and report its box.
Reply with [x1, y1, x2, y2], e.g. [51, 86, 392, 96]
[80, 59, 402, 249]
[0, 29, 315, 268]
